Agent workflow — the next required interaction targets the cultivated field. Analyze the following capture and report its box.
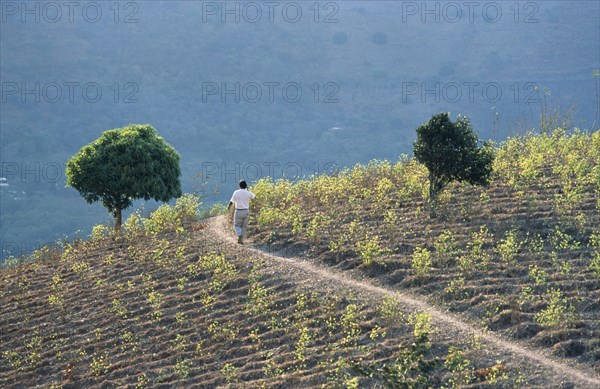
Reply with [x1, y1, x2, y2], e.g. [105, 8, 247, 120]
[1, 129, 599, 388]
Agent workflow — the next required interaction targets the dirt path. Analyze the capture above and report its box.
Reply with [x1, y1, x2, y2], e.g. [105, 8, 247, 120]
[206, 215, 600, 388]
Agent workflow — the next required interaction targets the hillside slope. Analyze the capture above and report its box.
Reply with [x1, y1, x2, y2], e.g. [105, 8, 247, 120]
[250, 130, 600, 376]
[1, 130, 599, 388]
[1, 214, 598, 388]
[206, 214, 600, 388]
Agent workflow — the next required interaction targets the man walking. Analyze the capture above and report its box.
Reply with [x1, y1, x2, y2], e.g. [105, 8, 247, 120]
[227, 180, 256, 244]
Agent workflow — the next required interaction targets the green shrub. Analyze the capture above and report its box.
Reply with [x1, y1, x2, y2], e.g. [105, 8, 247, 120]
[174, 193, 201, 225]
[123, 210, 145, 236]
[495, 228, 521, 263]
[408, 311, 433, 339]
[208, 203, 227, 217]
[434, 231, 462, 262]
[91, 224, 112, 241]
[377, 295, 404, 325]
[590, 252, 600, 279]
[535, 288, 577, 328]
[356, 234, 389, 266]
[144, 194, 201, 234]
[412, 247, 432, 278]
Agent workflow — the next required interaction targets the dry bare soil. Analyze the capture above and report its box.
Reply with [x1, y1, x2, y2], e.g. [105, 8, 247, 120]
[0, 212, 598, 388]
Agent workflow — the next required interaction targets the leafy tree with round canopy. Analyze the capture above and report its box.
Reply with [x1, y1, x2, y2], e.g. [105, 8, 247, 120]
[413, 113, 494, 218]
[66, 124, 182, 230]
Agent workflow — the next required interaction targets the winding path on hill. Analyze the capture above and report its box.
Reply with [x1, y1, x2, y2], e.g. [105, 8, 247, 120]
[206, 215, 600, 388]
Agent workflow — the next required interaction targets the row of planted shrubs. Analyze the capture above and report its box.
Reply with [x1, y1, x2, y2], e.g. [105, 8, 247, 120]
[3, 194, 232, 269]
[91, 194, 203, 240]
[251, 129, 600, 233]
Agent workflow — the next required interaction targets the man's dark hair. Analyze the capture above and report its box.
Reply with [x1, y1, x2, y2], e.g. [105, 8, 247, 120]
[239, 180, 247, 189]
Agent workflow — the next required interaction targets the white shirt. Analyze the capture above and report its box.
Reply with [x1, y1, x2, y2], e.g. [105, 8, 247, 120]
[230, 189, 255, 209]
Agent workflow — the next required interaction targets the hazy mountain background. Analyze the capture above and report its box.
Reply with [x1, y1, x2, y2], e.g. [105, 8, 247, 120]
[1, 0, 599, 260]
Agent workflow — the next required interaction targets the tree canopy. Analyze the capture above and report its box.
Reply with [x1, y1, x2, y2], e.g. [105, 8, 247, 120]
[413, 113, 494, 218]
[66, 124, 182, 230]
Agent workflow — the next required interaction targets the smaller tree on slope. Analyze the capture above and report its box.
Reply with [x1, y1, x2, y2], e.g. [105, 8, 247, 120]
[66, 124, 182, 230]
[413, 113, 494, 218]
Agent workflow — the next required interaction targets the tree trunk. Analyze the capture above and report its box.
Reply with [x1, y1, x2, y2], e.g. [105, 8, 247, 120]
[114, 206, 122, 232]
